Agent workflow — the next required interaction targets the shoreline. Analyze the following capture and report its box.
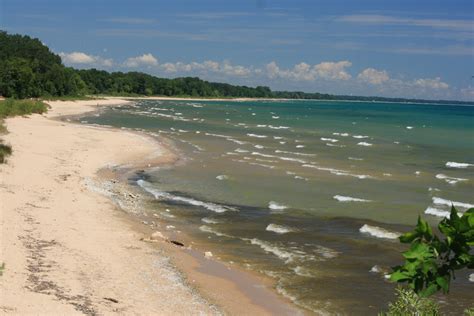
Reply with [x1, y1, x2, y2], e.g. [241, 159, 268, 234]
[0, 98, 302, 315]
[95, 95, 473, 106]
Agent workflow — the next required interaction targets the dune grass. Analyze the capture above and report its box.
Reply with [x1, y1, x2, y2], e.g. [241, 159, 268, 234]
[0, 99, 49, 163]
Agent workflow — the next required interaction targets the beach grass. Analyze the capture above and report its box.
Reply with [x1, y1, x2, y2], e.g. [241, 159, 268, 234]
[0, 99, 49, 163]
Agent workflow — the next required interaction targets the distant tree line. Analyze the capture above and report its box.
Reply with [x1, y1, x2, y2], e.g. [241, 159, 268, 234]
[0, 30, 470, 105]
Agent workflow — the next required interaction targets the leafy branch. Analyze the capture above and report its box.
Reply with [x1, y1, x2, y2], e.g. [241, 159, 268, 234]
[390, 206, 473, 297]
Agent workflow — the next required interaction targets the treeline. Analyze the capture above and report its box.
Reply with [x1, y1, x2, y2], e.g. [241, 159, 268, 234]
[75, 69, 273, 98]
[0, 30, 471, 105]
[0, 31, 85, 98]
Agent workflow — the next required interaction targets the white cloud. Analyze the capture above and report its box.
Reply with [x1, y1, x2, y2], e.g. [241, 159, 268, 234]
[460, 86, 474, 99]
[358, 68, 390, 85]
[124, 53, 158, 67]
[160, 60, 252, 77]
[337, 15, 473, 31]
[264, 61, 352, 81]
[414, 77, 449, 89]
[59, 51, 113, 67]
[314, 61, 352, 80]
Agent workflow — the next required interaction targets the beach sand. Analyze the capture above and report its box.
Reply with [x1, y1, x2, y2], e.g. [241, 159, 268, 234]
[0, 99, 300, 315]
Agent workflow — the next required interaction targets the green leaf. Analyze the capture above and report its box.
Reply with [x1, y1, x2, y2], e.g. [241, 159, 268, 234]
[403, 242, 434, 260]
[435, 276, 449, 293]
[419, 283, 439, 297]
[399, 231, 419, 243]
[390, 270, 411, 282]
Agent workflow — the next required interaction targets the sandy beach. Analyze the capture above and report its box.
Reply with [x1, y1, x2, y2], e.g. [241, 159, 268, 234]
[0, 99, 300, 315]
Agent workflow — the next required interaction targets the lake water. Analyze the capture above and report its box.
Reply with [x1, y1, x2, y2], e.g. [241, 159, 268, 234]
[81, 99, 474, 314]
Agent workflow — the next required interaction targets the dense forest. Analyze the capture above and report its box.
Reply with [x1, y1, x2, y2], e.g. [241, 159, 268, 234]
[0, 31, 471, 104]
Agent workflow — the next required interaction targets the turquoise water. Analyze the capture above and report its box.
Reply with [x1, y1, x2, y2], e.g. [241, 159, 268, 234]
[81, 99, 474, 314]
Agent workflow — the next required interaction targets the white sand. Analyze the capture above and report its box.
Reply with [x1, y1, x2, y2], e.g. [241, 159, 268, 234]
[0, 99, 217, 314]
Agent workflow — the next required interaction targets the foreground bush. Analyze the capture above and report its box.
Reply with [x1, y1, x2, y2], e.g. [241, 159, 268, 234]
[390, 207, 473, 297]
[379, 287, 440, 316]
[0, 99, 48, 118]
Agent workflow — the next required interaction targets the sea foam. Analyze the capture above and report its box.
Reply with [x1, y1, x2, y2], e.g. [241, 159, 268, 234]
[359, 224, 400, 240]
[334, 195, 371, 202]
[137, 180, 235, 213]
[446, 161, 473, 168]
[266, 223, 295, 234]
[435, 174, 468, 185]
[432, 197, 474, 210]
[268, 201, 288, 210]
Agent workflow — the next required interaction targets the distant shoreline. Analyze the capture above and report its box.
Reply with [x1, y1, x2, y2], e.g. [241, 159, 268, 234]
[97, 95, 474, 107]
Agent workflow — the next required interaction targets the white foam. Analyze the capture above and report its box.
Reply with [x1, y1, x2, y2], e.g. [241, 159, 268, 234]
[348, 157, 364, 161]
[359, 224, 400, 240]
[279, 156, 307, 164]
[353, 135, 369, 139]
[266, 224, 295, 234]
[249, 238, 294, 262]
[326, 143, 346, 147]
[252, 152, 277, 158]
[216, 175, 228, 180]
[333, 195, 371, 202]
[293, 266, 313, 277]
[254, 145, 264, 149]
[321, 137, 338, 143]
[235, 148, 249, 153]
[424, 207, 451, 218]
[333, 132, 349, 137]
[406, 126, 414, 129]
[432, 197, 474, 209]
[357, 142, 373, 146]
[446, 162, 473, 168]
[435, 174, 468, 184]
[275, 150, 316, 157]
[201, 217, 220, 224]
[272, 116, 280, 119]
[302, 164, 373, 179]
[137, 180, 235, 213]
[296, 145, 305, 148]
[268, 201, 288, 210]
[268, 125, 290, 130]
[247, 133, 268, 138]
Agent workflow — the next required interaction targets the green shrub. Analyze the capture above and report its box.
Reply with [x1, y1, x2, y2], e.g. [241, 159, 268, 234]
[390, 206, 473, 297]
[0, 99, 48, 119]
[379, 287, 440, 316]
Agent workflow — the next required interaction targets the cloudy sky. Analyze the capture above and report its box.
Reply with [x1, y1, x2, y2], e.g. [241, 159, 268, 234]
[1, 0, 473, 100]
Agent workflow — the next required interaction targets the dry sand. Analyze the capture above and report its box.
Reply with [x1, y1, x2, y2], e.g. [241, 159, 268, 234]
[0, 99, 301, 315]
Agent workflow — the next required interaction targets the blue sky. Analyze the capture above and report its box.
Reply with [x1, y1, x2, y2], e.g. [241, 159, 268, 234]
[1, 0, 473, 100]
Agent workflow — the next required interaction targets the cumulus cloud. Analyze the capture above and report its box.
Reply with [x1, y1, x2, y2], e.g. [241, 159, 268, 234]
[314, 61, 352, 80]
[357, 68, 390, 84]
[414, 77, 449, 89]
[264, 61, 352, 81]
[123, 53, 158, 67]
[59, 51, 113, 67]
[160, 60, 252, 77]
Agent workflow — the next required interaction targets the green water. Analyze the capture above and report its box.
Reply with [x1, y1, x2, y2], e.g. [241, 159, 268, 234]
[81, 99, 474, 314]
